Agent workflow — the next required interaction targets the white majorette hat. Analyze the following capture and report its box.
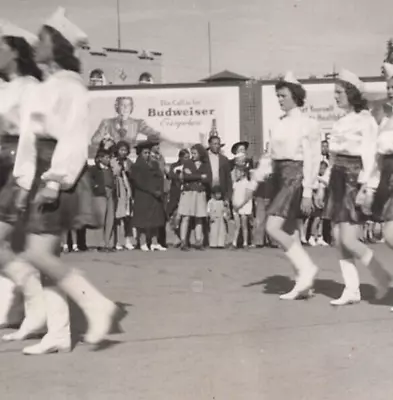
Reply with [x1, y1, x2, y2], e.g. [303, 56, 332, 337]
[382, 63, 393, 81]
[44, 7, 88, 48]
[0, 19, 37, 45]
[338, 69, 365, 93]
[283, 71, 302, 87]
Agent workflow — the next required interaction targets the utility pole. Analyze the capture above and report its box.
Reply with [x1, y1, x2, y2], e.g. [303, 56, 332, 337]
[208, 21, 212, 76]
[117, 0, 122, 49]
[324, 63, 338, 79]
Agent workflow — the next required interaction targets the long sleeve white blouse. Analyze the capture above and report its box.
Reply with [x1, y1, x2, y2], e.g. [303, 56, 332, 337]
[0, 76, 38, 137]
[321, 110, 378, 188]
[252, 107, 321, 198]
[13, 70, 90, 191]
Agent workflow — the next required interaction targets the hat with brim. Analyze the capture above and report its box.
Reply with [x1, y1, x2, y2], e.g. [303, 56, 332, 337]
[134, 140, 155, 151]
[147, 133, 160, 145]
[231, 141, 249, 155]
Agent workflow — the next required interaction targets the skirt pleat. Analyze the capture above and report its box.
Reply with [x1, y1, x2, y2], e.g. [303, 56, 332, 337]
[267, 160, 303, 223]
[323, 154, 365, 223]
[26, 138, 102, 235]
[372, 154, 393, 222]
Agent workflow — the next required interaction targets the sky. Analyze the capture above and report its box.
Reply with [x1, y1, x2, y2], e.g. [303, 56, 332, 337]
[1, 0, 392, 82]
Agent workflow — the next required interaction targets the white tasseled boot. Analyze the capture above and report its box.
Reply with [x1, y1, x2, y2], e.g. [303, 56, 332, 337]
[280, 241, 318, 300]
[58, 269, 126, 345]
[0, 275, 23, 328]
[330, 260, 361, 306]
[23, 287, 71, 355]
[2, 260, 46, 341]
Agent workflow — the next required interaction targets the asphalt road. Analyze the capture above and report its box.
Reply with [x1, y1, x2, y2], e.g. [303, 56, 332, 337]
[1, 244, 393, 400]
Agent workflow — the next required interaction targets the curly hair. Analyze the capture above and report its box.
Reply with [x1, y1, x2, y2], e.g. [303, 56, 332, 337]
[43, 25, 81, 73]
[275, 81, 306, 107]
[3, 36, 42, 81]
[337, 80, 368, 113]
[114, 96, 133, 114]
[116, 140, 131, 155]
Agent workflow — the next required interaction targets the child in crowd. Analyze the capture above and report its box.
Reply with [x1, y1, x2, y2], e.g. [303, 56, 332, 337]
[308, 160, 329, 246]
[112, 141, 134, 250]
[89, 148, 116, 252]
[207, 186, 228, 248]
[231, 154, 253, 248]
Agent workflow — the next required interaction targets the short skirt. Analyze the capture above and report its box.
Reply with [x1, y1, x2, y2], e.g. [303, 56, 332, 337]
[267, 160, 303, 223]
[25, 138, 101, 235]
[178, 190, 207, 218]
[323, 154, 365, 224]
[372, 154, 393, 222]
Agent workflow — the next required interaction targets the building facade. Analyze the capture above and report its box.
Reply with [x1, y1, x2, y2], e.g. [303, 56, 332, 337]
[79, 46, 163, 86]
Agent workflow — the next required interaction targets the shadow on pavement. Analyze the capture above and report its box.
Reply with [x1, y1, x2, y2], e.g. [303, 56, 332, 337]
[69, 300, 132, 348]
[243, 274, 393, 305]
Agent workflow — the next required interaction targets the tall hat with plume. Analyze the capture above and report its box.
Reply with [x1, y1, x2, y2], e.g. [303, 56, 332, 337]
[0, 19, 37, 45]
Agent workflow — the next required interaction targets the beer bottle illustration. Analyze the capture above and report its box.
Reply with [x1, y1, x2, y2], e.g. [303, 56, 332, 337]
[209, 118, 218, 138]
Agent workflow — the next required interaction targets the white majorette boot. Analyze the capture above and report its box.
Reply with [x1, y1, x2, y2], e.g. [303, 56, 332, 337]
[58, 269, 127, 345]
[330, 260, 361, 306]
[361, 250, 391, 300]
[0, 275, 24, 328]
[23, 286, 71, 355]
[280, 242, 318, 300]
[2, 260, 46, 341]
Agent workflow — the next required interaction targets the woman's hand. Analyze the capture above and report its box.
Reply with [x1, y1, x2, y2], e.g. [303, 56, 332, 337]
[301, 197, 313, 216]
[34, 185, 59, 207]
[356, 185, 374, 215]
[15, 186, 29, 212]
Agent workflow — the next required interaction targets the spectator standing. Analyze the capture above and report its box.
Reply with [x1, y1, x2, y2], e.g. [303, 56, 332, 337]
[206, 135, 232, 202]
[230, 141, 254, 171]
[149, 135, 170, 248]
[167, 149, 190, 246]
[178, 144, 209, 250]
[131, 140, 166, 251]
[112, 141, 134, 250]
[207, 186, 228, 248]
[90, 149, 116, 252]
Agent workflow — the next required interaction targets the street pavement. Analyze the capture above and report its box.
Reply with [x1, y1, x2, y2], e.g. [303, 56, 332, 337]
[1, 244, 393, 400]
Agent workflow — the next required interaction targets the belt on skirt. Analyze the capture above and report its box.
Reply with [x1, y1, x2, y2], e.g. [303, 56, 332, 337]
[332, 154, 362, 167]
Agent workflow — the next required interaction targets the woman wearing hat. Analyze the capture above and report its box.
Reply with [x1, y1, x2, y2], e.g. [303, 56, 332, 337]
[230, 141, 254, 171]
[234, 72, 322, 300]
[0, 23, 47, 342]
[131, 140, 166, 251]
[11, 8, 126, 354]
[360, 63, 393, 310]
[317, 69, 391, 306]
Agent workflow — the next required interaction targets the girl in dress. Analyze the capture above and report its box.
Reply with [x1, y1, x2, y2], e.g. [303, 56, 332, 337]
[112, 141, 134, 250]
[0, 24, 47, 342]
[234, 72, 322, 300]
[317, 69, 391, 306]
[231, 155, 253, 248]
[12, 8, 126, 354]
[178, 144, 209, 250]
[207, 186, 228, 248]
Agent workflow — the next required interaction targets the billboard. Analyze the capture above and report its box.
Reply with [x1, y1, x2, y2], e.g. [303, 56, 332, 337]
[261, 80, 387, 147]
[88, 85, 240, 162]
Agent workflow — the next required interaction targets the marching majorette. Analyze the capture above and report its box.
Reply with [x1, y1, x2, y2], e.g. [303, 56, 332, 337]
[12, 7, 127, 355]
[234, 71, 322, 300]
[363, 63, 393, 310]
[0, 21, 47, 341]
[317, 69, 391, 306]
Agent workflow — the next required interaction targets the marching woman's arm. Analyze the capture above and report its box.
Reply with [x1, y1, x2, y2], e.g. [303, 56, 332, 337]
[13, 84, 39, 191]
[358, 115, 379, 190]
[41, 84, 90, 191]
[301, 119, 322, 199]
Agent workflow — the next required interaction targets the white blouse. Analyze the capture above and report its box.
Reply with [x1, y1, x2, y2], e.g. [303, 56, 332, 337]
[14, 70, 90, 191]
[323, 110, 378, 187]
[0, 76, 38, 136]
[253, 107, 321, 198]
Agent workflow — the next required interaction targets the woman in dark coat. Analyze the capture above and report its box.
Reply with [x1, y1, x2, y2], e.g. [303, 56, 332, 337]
[131, 140, 166, 251]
